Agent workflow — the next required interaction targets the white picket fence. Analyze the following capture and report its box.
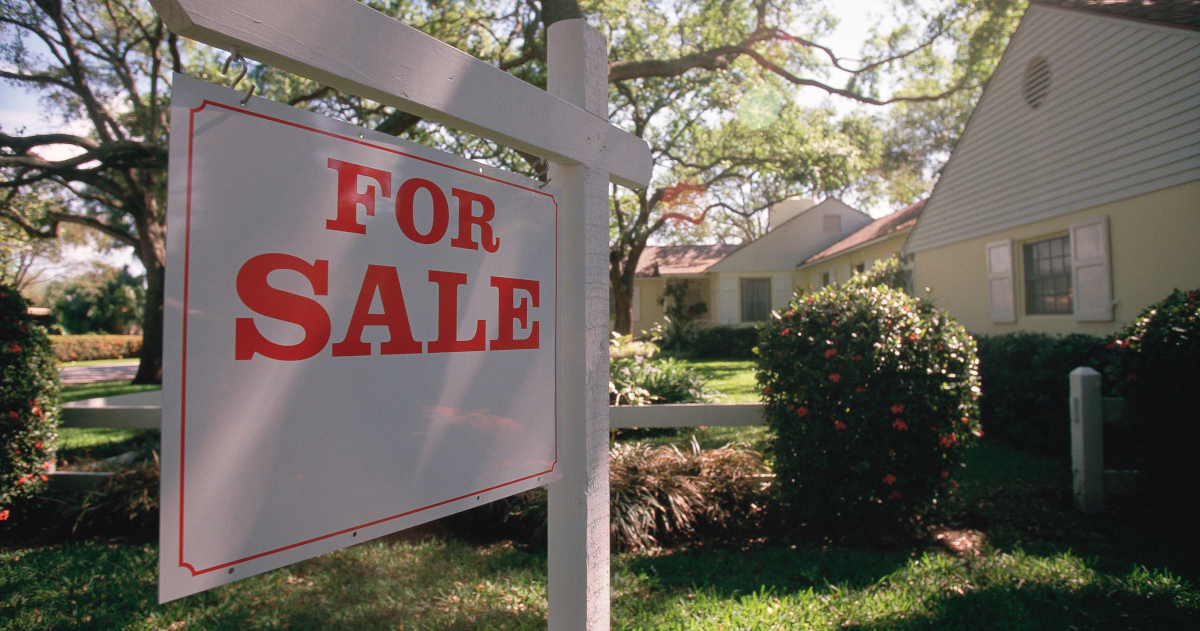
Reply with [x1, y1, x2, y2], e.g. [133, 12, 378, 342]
[61, 374, 1131, 516]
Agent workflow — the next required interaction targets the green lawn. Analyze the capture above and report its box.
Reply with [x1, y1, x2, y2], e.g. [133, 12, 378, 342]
[10, 360, 1195, 629]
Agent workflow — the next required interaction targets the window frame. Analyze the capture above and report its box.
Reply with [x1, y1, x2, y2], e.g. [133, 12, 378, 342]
[1023, 234, 1073, 315]
[739, 277, 772, 322]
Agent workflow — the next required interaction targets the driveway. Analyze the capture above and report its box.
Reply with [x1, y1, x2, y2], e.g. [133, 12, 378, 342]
[59, 361, 140, 385]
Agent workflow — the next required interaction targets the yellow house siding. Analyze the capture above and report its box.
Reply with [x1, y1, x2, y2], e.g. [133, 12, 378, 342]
[629, 275, 716, 335]
[911, 180, 1200, 336]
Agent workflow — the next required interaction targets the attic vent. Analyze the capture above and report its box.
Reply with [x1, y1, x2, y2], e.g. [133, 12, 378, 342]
[1023, 57, 1052, 109]
[823, 214, 841, 234]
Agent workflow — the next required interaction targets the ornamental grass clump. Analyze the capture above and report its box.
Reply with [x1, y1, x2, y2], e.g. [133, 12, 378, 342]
[1, 284, 60, 521]
[1109, 288, 1200, 524]
[756, 278, 981, 537]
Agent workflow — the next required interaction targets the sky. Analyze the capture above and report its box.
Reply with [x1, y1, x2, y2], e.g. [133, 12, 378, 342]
[0, 0, 897, 276]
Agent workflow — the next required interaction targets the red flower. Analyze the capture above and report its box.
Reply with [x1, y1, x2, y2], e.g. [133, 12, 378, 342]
[951, 480, 959, 488]
[907, 333, 917, 342]
[940, 470, 950, 478]
[824, 349, 837, 358]
[781, 327, 791, 336]
[1127, 373, 1137, 382]
[883, 474, 896, 485]
[831, 320, 838, 327]
[15, 476, 27, 486]
[41, 461, 54, 470]
[855, 386, 867, 393]
[829, 373, 841, 383]
[850, 355, 861, 361]
[888, 491, 902, 500]
[796, 406, 809, 418]
[39, 475, 47, 483]
[7, 411, 17, 419]
[891, 404, 905, 415]
[834, 421, 846, 430]
[940, 434, 958, 447]
[893, 419, 908, 431]
[33, 442, 41, 450]
[762, 386, 771, 395]
[0, 510, 8, 521]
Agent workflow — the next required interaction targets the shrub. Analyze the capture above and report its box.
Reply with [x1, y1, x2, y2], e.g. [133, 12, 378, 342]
[50, 334, 142, 362]
[1111, 288, 1200, 522]
[756, 282, 981, 536]
[1, 284, 60, 518]
[687, 325, 759, 359]
[974, 332, 1112, 458]
[610, 353, 714, 406]
[609, 439, 769, 550]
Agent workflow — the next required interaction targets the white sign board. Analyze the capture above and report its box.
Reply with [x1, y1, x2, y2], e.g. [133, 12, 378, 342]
[160, 74, 560, 601]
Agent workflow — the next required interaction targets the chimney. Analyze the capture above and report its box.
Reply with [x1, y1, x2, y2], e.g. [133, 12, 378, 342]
[768, 197, 818, 231]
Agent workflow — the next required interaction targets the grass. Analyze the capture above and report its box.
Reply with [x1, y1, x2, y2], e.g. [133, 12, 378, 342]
[4, 439, 1196, 630]
[8, 360, 1194, 628]
[687, 359, 759, 403]
[59, 380, 160, 403]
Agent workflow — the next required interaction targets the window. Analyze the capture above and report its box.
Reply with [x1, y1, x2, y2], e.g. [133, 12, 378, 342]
[1024, 235, 1072, 314]
[821, 271, 832, 287]
[740, 277, 771, 322]
[854, 263, 865, 274]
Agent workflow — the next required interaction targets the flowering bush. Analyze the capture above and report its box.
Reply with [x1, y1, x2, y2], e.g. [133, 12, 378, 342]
[756, 280, 981, 535]
[1110, 288, 1200, 521]
[1, 284, 60, 518]
[50, 334, 142, 362]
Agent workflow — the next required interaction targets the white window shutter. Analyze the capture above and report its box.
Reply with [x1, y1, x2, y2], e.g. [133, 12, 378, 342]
[631, 284, 641, 323]
[1071, 216, 1114, 322]
[986, 239, 1016, 323]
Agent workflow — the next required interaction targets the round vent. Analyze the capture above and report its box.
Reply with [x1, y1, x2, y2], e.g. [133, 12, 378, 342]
[1023, 57, 1052, 109]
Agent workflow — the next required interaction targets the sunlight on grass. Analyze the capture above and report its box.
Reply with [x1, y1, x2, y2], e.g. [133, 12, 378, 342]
[60, 380, 160, 403]
[686, 359, 759, 403]
[3, 540, 1195, 630]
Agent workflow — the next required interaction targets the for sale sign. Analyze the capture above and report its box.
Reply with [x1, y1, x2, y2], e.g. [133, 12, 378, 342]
[160, 74, 559, 601]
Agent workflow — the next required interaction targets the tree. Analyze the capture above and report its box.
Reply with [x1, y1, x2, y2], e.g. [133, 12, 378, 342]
[1, 0, 1028, 367]
[50, 261, 144, 334]
[1, 0, 182, 383]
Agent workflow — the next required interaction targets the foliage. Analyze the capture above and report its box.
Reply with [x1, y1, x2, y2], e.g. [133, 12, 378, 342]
[50, 264, 145, 334]
[50, 334, 142, 362]
[756, 283, 981, 536]
[650, 280, 708, 352]
[846, 256, 910, 293]
[0, 283, 59, 518]
[610, 355, 714, 406]
[973, 332, 1113, 458]
[684, 325, 759, 359]
[609, 439, 769, 551]
[1111, 288, 1200, 522]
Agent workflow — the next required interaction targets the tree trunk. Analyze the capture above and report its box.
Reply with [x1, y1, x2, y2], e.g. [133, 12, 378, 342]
[134, 256, 164, 384]
[611, 271, 632, 335]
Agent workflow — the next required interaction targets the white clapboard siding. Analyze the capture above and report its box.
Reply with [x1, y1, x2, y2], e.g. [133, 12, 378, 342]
[906, 4, 1200, 253]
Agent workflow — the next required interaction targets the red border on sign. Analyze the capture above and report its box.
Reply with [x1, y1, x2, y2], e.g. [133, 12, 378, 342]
[179, 100, 558, 576]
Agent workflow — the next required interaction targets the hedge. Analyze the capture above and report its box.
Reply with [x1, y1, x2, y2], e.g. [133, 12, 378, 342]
[50, 335, 142, 363]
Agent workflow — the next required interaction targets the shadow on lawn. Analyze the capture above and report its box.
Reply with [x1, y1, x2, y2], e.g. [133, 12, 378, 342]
[625, 544, 912, 596]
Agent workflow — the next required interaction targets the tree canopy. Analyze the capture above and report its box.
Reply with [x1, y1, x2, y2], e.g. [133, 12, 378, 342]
[1, 0, 1028, 356]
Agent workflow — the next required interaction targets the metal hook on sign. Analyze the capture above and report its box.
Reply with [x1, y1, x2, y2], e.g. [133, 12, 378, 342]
[535, 160, 552, 189]
[221, 52, 256, 105]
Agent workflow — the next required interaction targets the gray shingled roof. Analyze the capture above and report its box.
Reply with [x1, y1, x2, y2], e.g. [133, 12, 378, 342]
[1038, 0, 1200, 30]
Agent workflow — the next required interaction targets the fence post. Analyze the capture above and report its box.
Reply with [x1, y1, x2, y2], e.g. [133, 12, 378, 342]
[546, 19, 612, 631]
[1070, 367, 1104, 514]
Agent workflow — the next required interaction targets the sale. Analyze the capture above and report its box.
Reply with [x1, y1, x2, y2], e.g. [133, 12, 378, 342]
[234, 253, 540, 361]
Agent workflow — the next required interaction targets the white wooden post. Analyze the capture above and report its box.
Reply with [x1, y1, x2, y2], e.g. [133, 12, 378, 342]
[546, 20, 611, 631]
[1070, 367, 1104, 513]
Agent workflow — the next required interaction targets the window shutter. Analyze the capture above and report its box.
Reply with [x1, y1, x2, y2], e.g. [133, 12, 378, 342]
[631, 285, 641, 323]
[1071, 216, 1113, 322]
[986, 239, 1016, 323]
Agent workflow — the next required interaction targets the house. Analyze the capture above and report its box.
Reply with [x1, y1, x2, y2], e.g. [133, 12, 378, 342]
[628, 197, 874, 333]
[797, 199, 925, 291]
[904, 0, 1200, 337]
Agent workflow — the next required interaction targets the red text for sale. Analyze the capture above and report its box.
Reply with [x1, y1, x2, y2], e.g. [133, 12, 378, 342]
[235, 158, 541, 361]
